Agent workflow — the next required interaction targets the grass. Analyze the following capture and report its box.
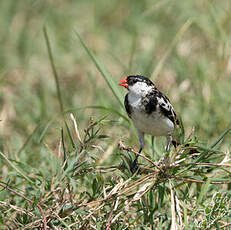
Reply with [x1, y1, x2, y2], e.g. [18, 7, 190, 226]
[1, 0, 231, 229]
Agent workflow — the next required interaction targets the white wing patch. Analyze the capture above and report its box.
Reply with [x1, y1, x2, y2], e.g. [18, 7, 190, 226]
[157, 96, 172, 111]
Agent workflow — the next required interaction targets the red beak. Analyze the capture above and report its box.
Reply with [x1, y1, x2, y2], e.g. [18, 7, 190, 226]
[119, 77, 128, 88]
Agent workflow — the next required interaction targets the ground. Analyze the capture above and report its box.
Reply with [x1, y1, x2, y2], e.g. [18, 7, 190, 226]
[0, 0, 231, 229]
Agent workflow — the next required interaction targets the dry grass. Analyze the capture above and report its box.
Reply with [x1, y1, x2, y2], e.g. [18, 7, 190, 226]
[1, 0, 231, 229]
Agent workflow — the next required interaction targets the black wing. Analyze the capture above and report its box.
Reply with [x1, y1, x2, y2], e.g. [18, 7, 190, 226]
[142, 92, 158, 114]
[124, 94, 132, 118]
[157, 92, 179, 126]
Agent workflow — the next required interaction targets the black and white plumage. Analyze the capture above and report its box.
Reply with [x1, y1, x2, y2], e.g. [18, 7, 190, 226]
[119, 75, 179, 157]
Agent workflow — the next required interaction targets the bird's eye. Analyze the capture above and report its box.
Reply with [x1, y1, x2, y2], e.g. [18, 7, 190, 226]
[127, 77, 141, 85]
[131, 79, 139, 84]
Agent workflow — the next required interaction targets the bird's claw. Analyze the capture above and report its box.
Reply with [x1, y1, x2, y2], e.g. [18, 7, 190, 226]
[130, 157, 140, 173]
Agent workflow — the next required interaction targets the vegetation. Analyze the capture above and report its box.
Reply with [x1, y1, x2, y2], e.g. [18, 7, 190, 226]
[0, 0, 231, 229]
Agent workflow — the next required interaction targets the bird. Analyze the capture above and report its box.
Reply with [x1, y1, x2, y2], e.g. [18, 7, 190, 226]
[119, 75, 179, 169]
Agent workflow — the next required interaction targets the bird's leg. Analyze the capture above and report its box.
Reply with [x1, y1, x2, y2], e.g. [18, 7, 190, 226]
[166, 134, 172, 152]
[131, 131, 144, 172]
[158, 134, 173, 167]
[131, 146, 142, 170]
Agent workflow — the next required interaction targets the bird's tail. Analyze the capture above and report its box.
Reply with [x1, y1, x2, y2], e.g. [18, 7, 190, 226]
[172, 140, 179, 148]
[172, 140, 199, 155]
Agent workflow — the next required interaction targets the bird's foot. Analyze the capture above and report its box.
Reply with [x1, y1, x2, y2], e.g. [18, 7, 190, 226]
[157, 155, 169, 168]
[130, 157, 140, 173]
[129, 147, 142, 173]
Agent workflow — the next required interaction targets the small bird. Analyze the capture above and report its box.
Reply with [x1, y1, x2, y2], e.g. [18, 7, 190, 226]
[119, 75, 179, 168]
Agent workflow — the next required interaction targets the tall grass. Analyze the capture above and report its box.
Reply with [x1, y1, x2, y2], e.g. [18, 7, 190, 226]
[0, 0, 231, 229]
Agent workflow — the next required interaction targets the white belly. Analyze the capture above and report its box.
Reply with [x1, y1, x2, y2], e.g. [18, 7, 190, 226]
[131, 109, 174, 136]
[128, 92, 175, 136]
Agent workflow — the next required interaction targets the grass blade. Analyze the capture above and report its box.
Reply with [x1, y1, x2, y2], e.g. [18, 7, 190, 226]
[16, 124, 41, 156]
[39, 120, 54, 143]
[151, 19, 193, 80]
[0, 151, 34, 184]
[195, 125, 231, 163]
[209, 125, 231, 149]
[197, 179, 210, 206]
[43, 26, 64, 114]
[64, 121, 76, 149]
[61, 128, 67, 171]
[65, 105, 130, 123]
[74, 29, 124, 107]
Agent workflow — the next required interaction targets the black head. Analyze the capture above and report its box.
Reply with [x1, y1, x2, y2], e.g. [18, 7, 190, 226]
[119, 75, 155, 95]
[126, 75, 154, 87]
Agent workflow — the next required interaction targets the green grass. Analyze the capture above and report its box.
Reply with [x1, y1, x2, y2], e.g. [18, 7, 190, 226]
[1, 0, 231, 229]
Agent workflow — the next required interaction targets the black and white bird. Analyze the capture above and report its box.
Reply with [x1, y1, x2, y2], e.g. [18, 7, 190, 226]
[119, 75, 179, 166]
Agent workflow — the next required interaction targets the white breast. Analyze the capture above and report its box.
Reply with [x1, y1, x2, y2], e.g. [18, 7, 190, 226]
[128, 93, 175, 136]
